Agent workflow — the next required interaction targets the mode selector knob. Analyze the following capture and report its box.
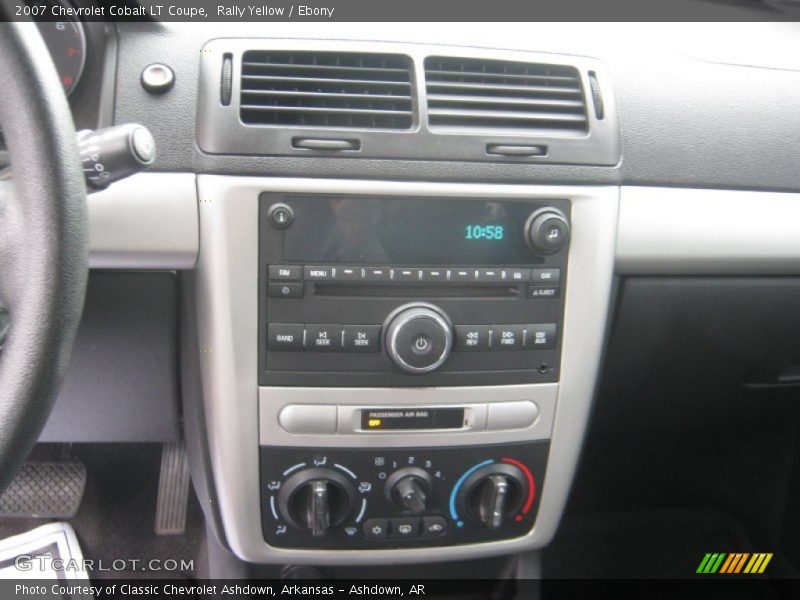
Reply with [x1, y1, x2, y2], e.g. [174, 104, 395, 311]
[525, 208, 570, 254]
[277, 468, 356, 537]
[383, 303, 453, 374]
[385, 468, 433, 515]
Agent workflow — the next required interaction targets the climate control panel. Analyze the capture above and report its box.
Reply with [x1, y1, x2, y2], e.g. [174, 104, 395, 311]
[260, 442, 548, 549]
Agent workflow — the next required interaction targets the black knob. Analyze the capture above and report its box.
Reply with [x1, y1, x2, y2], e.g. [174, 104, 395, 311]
[525, 208, 570, 254]
[385, 468, 433, 515]
[76, 124, 156, 190]
[277, 468, 356, 537]
[383, 303, 453, 374]
[457, 463, 528, 529]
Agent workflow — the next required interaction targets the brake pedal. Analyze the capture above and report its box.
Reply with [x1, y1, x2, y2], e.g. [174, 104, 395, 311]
[0, 462, 86, 519]
[154, 442, 190, 535]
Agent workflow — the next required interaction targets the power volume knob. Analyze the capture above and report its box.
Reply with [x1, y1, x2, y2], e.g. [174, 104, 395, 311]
[525, 208, 570, 254]
[383, 303, 453, 374]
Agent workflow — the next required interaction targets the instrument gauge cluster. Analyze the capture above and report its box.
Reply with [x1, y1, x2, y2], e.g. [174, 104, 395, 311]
[35, 1, 89, 97]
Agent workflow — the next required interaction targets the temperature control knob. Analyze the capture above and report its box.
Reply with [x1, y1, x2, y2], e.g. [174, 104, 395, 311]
[383, 303, 453, 374]
[385, 468, 433, 515]
[457, 463, 528, 530]
[525, 208, 570, 254]
[277, 468, 356, 537]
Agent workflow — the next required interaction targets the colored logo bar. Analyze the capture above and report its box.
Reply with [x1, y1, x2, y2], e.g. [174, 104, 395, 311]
[697, 553, 773, 574]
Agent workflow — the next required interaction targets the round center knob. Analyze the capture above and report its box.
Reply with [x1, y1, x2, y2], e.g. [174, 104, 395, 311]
[385, 467, 433, 515]
[383, 303, 453, 374]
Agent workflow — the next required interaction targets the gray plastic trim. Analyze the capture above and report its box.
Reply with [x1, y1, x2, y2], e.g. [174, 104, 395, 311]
[87, 172, 199, 269]
[617, 186, 800, 274]
[194, 175, 618, 564]
[197, 39, 620, 166]
[260, 387, 553, 447]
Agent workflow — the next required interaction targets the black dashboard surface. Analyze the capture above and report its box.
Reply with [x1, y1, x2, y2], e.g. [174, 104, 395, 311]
[112, 22, 800, 192]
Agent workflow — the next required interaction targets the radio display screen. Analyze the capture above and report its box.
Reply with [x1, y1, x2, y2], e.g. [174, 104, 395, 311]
[279, 195, 547, 265]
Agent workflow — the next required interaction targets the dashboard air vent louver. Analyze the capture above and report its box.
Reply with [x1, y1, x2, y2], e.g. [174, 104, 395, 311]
[424, 57, 588, 134]
[240, 51, 414, 130]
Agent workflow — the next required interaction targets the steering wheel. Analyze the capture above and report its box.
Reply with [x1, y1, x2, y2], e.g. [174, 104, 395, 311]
[0, 22, 88, 492]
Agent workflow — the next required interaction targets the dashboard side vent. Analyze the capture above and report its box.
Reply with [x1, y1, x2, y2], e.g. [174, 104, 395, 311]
[240, 51, 414, 130]
[424, 57, 588, 134]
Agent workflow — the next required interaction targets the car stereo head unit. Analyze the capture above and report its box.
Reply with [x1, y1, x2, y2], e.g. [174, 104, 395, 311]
[258, 193, 570, 387]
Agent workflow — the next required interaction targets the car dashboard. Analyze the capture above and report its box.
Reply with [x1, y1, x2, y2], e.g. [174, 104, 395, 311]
[14, 13, 800, 579]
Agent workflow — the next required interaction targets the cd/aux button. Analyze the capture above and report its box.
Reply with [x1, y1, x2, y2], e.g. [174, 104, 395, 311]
[526, 323, 557, 350]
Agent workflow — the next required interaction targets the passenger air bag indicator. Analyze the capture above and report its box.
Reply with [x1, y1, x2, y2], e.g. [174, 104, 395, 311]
[361, 408, 465, 430]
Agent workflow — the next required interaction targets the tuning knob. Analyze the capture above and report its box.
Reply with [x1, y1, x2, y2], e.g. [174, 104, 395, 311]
[457, 463, 528, 529]
[277, 468, 356, 537]
[385, 468, 433, 515]
[383, 303, 453, 374]
[525, 208, 570, 254]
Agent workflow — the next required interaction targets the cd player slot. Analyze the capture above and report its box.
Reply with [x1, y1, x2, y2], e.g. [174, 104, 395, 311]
[312, 283, 522, 298]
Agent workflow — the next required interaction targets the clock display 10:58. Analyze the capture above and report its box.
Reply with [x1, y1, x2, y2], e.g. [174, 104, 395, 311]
[465, 225, 505, 241]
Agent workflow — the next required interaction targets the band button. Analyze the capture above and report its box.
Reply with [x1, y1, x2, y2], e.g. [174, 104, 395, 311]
[267, 323, 303, 351]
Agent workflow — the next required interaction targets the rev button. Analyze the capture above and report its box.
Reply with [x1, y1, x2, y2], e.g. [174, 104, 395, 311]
[454, 325, 491, 352]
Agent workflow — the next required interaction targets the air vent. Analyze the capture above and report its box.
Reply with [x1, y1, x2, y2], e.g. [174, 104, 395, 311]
[239, 51, 414, 130]
[424, 57, 588, 134]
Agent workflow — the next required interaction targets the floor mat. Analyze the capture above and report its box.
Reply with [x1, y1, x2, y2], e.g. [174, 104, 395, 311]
[544, 507, 762, 579]
[0, 522, 90, 588]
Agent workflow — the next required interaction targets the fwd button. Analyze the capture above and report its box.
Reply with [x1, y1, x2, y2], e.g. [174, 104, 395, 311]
[343, 325, 381, 353]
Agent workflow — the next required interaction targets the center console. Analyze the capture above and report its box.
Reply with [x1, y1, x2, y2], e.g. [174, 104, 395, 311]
[194, 176, 618, 564]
